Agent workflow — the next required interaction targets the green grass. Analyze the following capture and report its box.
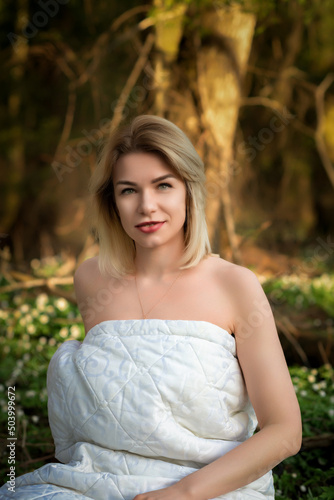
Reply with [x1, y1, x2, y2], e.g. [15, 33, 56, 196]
[273, 364, 334, 499]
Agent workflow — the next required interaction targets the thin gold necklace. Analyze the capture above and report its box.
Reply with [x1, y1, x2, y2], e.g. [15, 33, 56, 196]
[134, 270, 184, 319]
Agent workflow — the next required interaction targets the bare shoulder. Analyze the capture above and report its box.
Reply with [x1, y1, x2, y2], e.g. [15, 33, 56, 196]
[205, 256, 273, 337]
[206, 255, 267, 311]
[207, 254, 260, 286]
[73, 256, 100, 298]
[74, 256, 100, 283]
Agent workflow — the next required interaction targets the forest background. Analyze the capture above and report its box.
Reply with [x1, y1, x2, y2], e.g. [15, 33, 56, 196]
[0, 0, 334, 498]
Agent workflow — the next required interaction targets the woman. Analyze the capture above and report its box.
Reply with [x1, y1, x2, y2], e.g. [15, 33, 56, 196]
[1, 115, 301, 499]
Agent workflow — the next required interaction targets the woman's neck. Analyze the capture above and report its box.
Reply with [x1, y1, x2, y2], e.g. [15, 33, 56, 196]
[134, 243, 185, 281]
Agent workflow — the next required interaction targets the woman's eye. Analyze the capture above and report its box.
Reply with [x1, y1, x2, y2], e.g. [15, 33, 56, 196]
[120, 188, 135, 195]
[120, 183, 172, 195]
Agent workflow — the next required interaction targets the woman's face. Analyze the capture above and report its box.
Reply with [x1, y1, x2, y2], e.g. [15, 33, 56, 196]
[112, 152, 187, 251]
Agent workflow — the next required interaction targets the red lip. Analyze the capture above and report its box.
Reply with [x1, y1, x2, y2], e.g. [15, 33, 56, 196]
[135, 221, 164, 227]
[136, 222, 165, 233]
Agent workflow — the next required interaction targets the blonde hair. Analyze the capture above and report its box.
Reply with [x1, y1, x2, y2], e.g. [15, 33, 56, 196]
[88, 115, 211, 277]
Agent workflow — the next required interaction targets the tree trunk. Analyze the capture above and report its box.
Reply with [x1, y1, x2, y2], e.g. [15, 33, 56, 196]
[153, 1, 187, 116]
[272, 1, 316, 240]
[197, 4, 256, 262]
[2, 0, 29, 262]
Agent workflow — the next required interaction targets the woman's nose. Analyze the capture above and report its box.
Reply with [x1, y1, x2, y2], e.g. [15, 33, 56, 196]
[137, 190, 157, 214]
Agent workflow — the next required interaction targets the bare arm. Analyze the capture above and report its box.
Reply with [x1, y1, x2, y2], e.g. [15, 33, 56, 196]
[73, 257, 100, 334]
[133, 267, 302, 500]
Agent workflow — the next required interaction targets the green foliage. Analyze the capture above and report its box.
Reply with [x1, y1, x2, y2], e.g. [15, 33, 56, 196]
[0, 278, 84, 482]
[310, 276, 334, 317]
[262, 273, 334, 317]
[274, 464, 334, 499]
[290, 364, 334, 437]
[273, 363, 334, 498]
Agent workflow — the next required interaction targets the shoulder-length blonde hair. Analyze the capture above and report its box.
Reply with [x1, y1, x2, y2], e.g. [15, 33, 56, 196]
[88, 115, 211, 278]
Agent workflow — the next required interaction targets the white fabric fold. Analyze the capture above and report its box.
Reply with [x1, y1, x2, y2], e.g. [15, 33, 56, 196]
[0, 319, 274, 499]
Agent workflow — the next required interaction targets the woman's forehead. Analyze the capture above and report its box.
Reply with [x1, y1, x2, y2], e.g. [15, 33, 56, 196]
[113, 152, 182, 181]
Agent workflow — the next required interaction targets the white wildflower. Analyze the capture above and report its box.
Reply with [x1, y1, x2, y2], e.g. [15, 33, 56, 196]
[13, 295, 23, 305]
[26, 391, 36, 398]
[70, 325, 81, 339]
[25, 314, 33, 323]
[39, 314, 49, 324]
[59, 327, 69, 339]
[27, 324, 36, 334]
[55, 298, 69, 311]
[36, 293, 49, 310]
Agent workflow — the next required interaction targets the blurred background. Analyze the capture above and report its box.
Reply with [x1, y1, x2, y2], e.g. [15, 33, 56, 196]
[0, 0, 333, 498]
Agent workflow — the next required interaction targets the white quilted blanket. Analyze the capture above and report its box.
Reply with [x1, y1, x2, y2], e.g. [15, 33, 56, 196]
[0, 319, 274, 499]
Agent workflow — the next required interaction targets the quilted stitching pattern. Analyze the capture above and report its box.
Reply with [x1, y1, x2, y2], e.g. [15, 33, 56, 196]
[0, 320, 275, 499]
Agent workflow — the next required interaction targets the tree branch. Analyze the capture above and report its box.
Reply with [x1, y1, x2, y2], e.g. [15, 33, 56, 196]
[240, 96, 293, 115]
[54, 85, 77, 158]
[108, 33, 155, 135]
[275, 316, 309, 366]
[302, 433, 334, 450]
[0, 276, 73, 292]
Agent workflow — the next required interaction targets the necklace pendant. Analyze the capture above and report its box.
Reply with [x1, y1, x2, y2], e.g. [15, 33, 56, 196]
[134, 270, 184, 320]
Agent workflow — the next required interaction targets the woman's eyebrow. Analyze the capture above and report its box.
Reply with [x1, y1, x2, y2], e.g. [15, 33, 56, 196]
[116, 174, 177, 186]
